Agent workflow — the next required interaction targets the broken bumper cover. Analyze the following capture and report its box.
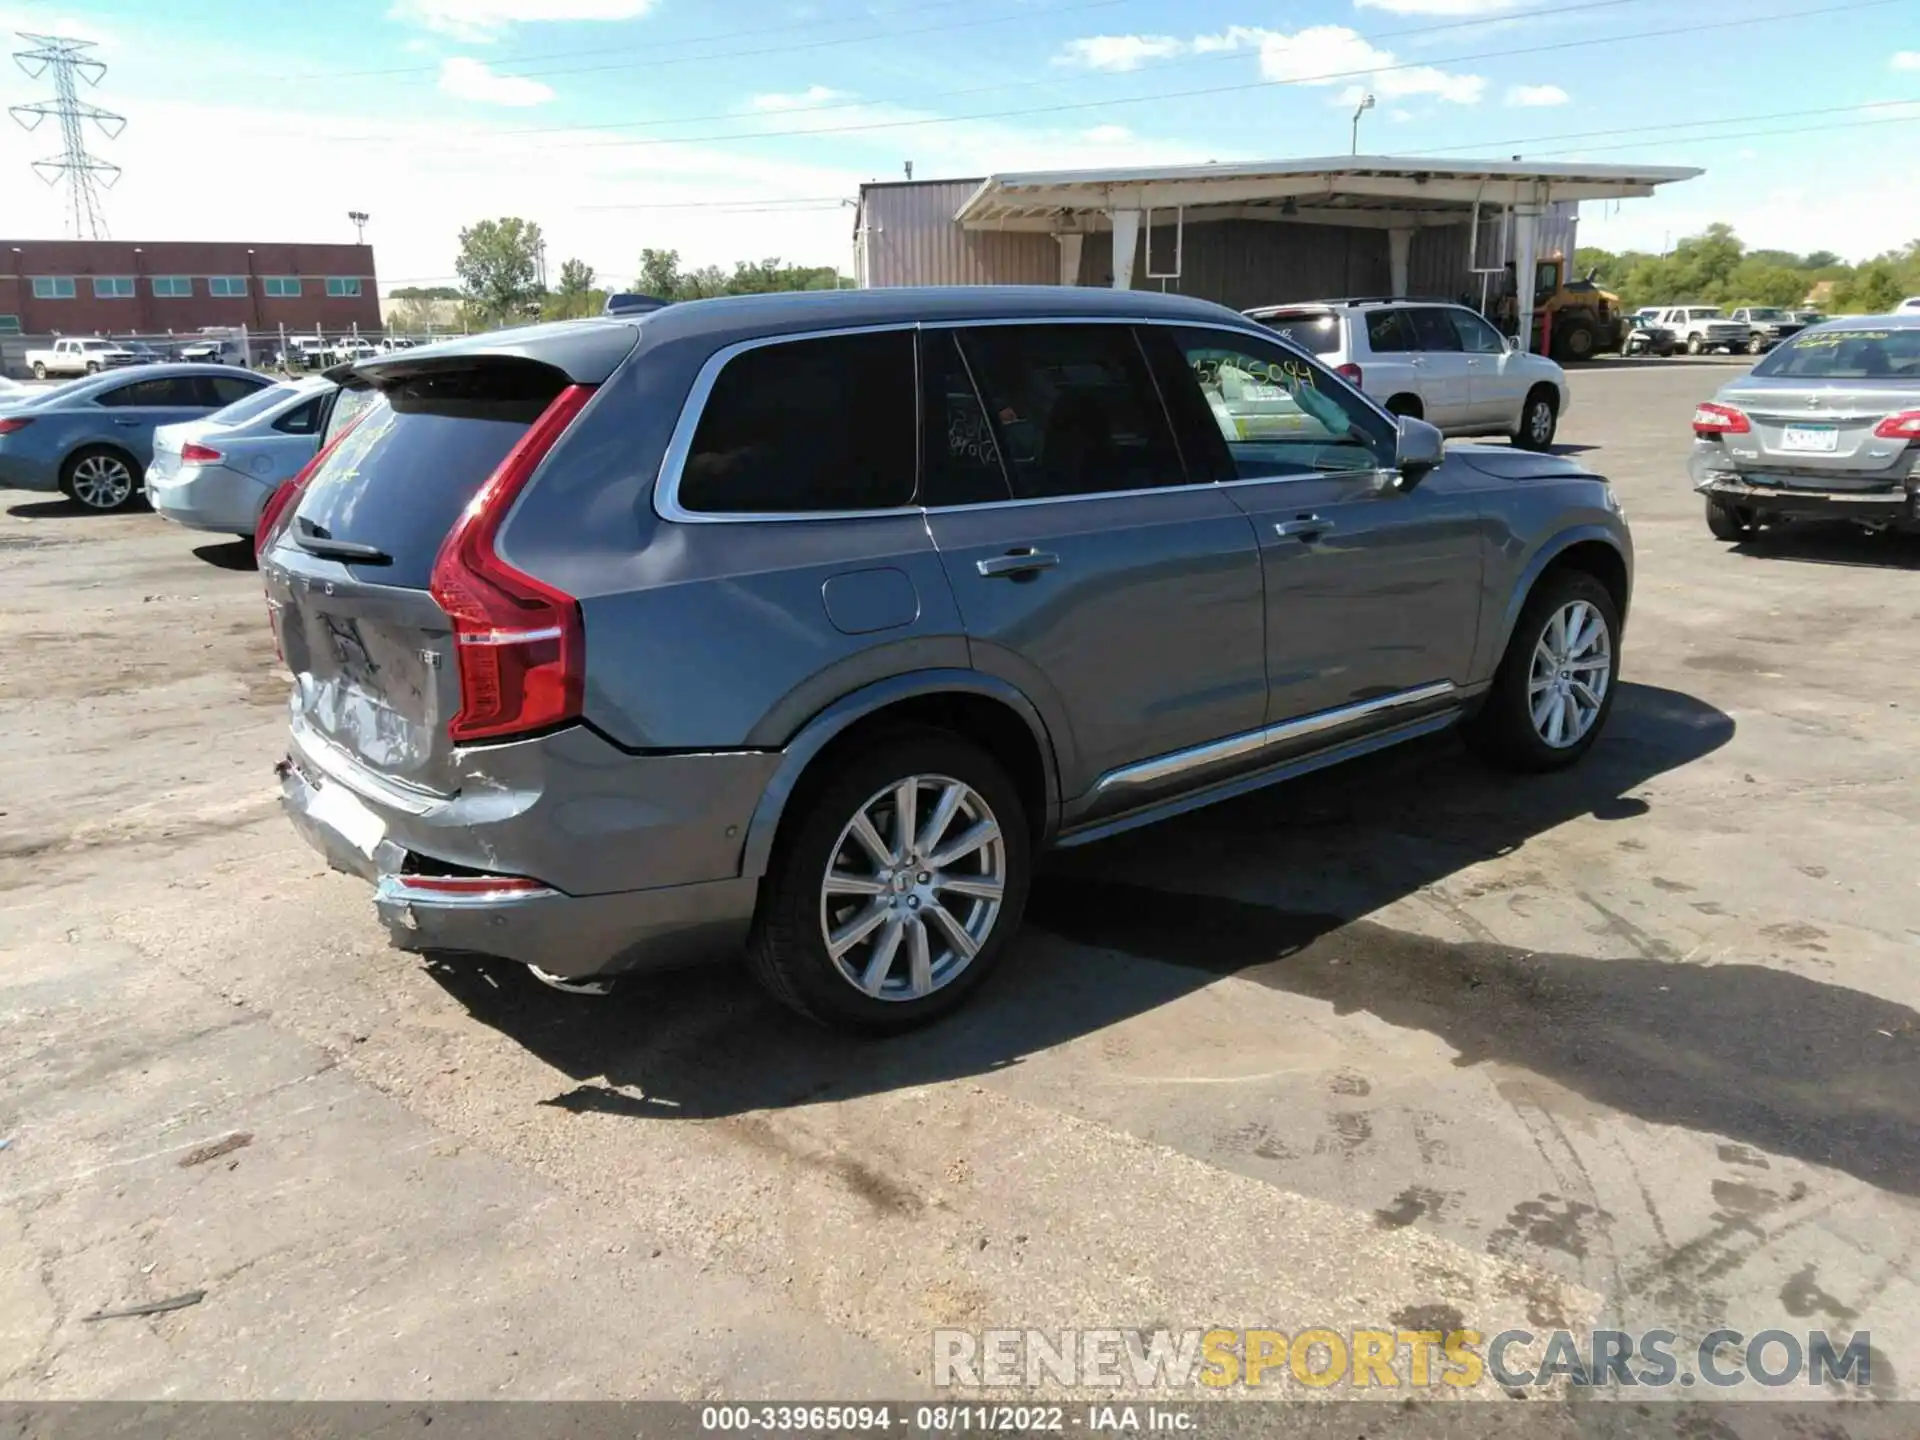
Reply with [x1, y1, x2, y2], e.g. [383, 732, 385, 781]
[1694, 472, 1920, 524]
[277, 755, 757, 980]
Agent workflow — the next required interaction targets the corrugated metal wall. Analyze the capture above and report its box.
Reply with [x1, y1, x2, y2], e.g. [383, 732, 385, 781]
[1408, 223, 1474, 301]
[1079, 219, 1391, 308]
[858, 181, 1057, 287]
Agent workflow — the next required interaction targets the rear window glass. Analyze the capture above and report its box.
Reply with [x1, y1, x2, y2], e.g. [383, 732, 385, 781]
[292, 364, 564, 588]
[1255, 312, 1339, 355]
[1752, 328, 1920, 380]
[678, 330, 916, 514]
[209, 382, 298, 427]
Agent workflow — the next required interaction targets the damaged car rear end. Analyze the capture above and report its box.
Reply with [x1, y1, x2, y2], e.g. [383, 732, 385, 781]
[263, 323, 766, 987]
[1692, 314, 1920, 539]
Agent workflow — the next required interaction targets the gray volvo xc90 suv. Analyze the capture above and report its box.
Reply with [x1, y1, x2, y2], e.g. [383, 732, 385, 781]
[266, 286, 1631, 1032]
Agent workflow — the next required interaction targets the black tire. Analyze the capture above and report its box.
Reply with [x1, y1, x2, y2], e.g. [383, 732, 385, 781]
[1748, 334, 1767, 356]
[1385, 394, 1424, 420]
[1687, 334, 1704, 355]
[1554, 321, 1595, 362]
[1705, 495, 1756, 541]
[1512, 385, 1559, 451]
[746, 728, 1031, 1034]
[31, 361, 47, 380]
[84, 361, 100, 375]
[1463, 569, 1621, 773]
[58, 445, 142, 512]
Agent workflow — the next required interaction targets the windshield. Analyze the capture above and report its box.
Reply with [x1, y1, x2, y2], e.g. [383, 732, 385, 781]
[208, 381, 301, 426]
[1693, 308, 1725, 319]
[1752, 327, 1920, 380]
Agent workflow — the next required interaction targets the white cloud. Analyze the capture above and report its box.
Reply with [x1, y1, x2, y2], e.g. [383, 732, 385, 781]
[1506, 83, 1569, 106]
[1081, 124, 1134, 143]
[437, 57, 555, 106]
[1892, 51, 1920, 70]
[391, 0, 655, 42]
[750, 85, 850, 111]
[1054, 33, 1187, 71]
[1251, 25, 1485, 103]
[1353, 0, 1523, 13]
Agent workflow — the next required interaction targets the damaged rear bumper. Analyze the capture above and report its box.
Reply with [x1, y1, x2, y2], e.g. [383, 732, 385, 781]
[1694, 473, 1920, 525]
[276, 743, 759, 980]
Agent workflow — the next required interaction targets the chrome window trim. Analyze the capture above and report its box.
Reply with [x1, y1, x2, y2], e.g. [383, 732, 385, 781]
[652, 315, 1402, 525]
[1089, 680, 1457, 801]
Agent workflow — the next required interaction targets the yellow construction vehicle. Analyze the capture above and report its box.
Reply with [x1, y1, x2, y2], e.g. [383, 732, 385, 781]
[1495, 254, 1627, 361]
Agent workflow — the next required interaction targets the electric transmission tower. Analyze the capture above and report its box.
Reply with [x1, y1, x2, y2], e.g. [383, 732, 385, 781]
[10, 32, 125, 239]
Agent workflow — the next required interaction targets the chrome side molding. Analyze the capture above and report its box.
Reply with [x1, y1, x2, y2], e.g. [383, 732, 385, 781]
[1090, 680, 1458, 801]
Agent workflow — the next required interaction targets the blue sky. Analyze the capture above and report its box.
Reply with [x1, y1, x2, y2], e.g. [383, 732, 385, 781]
[1, 0, 1915, 291]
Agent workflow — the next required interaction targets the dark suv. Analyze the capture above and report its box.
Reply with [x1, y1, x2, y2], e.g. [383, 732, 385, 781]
[265, 286, 1631, 1032]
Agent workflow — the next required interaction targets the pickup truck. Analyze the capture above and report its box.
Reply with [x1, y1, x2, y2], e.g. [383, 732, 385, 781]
[1727, 307, 1806, 354]
[26, 336, 146, 378]
[275, 337, 331, 370]
[1645, 305, 1752, 355]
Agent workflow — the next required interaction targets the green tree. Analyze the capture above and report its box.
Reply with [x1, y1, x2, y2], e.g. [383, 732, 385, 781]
[635, 247, 683, 298]
[542, 257, 601, 320]
[390, 295, 449, 335]
[1832, 260, 1906, 315]
[389, 284, 462, 300]
[455, 217, 546, 326]
[1800, 250, 1842, 270]
[1724, 259, 1813, 310]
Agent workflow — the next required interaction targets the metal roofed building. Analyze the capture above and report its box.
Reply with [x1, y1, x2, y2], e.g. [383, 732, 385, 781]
[853, 156, 1701, 315]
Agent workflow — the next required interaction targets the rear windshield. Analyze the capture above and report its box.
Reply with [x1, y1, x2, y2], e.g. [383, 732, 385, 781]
[1253, 312, 1339, 355]
[290, 363, 565, 588]
[209, 381, 300, 427]
[1752, 327, 1920, 380]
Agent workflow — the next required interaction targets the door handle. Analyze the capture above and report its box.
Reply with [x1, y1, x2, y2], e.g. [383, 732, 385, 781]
[1408, 357, 1427, 367]
[112, 419, 142, 427]
[976, 547, 1060, 579]
[1273, 515, 1334, 541]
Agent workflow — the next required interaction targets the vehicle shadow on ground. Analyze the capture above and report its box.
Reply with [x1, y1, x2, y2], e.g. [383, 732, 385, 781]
[423, 684, 1912, 1197]
[1731, 524, 1920, 572]
[1577, 357, 1753, 371]
[6, 498, 88, 519]
[192, 539, 258, 571]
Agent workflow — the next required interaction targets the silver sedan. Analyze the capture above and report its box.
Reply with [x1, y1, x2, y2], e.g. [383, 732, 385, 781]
[147, 378, 333, 537]
[1690, 312, 1920, 540]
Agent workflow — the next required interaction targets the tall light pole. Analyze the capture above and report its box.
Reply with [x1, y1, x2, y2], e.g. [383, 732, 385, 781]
[1350, 92, 1376, 156]
[347, 210, 369, 244]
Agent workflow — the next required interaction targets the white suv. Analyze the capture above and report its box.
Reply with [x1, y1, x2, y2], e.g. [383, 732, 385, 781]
[1245, 298, 1569, 450]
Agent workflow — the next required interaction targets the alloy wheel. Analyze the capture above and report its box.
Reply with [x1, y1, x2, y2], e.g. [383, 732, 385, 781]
[1528, 600, 1612, 748]
[69, 454, 134, 510]
[819, 773, 1005, 1002]
[1527, 400, 1554, 446]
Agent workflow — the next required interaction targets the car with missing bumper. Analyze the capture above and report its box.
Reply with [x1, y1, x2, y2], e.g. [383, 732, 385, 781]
[1692, 313, 1920, 540]
[266, 286, 1631, 1033]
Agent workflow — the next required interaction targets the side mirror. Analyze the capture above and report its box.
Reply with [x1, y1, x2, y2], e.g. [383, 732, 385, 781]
[1504, 333, 1521, 353]
[1394, 416, 1445, 489]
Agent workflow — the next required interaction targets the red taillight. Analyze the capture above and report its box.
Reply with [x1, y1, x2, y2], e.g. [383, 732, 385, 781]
[0, 416, 33, 435]
[430, 383, 595, 744]
[1872, 410, 1920, 441]
[1692, 402, 1750, 437]
[180, 441, 224, 464]
[1335, 362, 1364, 387]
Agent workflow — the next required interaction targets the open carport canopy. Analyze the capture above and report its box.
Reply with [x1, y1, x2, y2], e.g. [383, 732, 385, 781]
[953, 156, 1703, 232]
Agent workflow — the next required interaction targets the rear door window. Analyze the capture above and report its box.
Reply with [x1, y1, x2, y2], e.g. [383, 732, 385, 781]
[1365, 310, 1417, 353]
[203, 374, 267, 406]
[676, 329, 916, 514]
[951, 324, 1186, 499]
[273, 396, 323, 435]
[919, 330, 1012, 507]
[97, 376, 206, 408]
[291, 362, 566, 588]
[1408, 308, 1463, 352]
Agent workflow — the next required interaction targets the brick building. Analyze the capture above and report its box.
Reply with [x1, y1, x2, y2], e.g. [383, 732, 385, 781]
[0, 239, 381, 337]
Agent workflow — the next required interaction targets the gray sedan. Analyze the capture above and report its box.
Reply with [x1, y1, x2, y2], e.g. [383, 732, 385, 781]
[0, 364, 272, 512]
[148, 377, 333, 537]
[1691, 313, 1920, 539]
